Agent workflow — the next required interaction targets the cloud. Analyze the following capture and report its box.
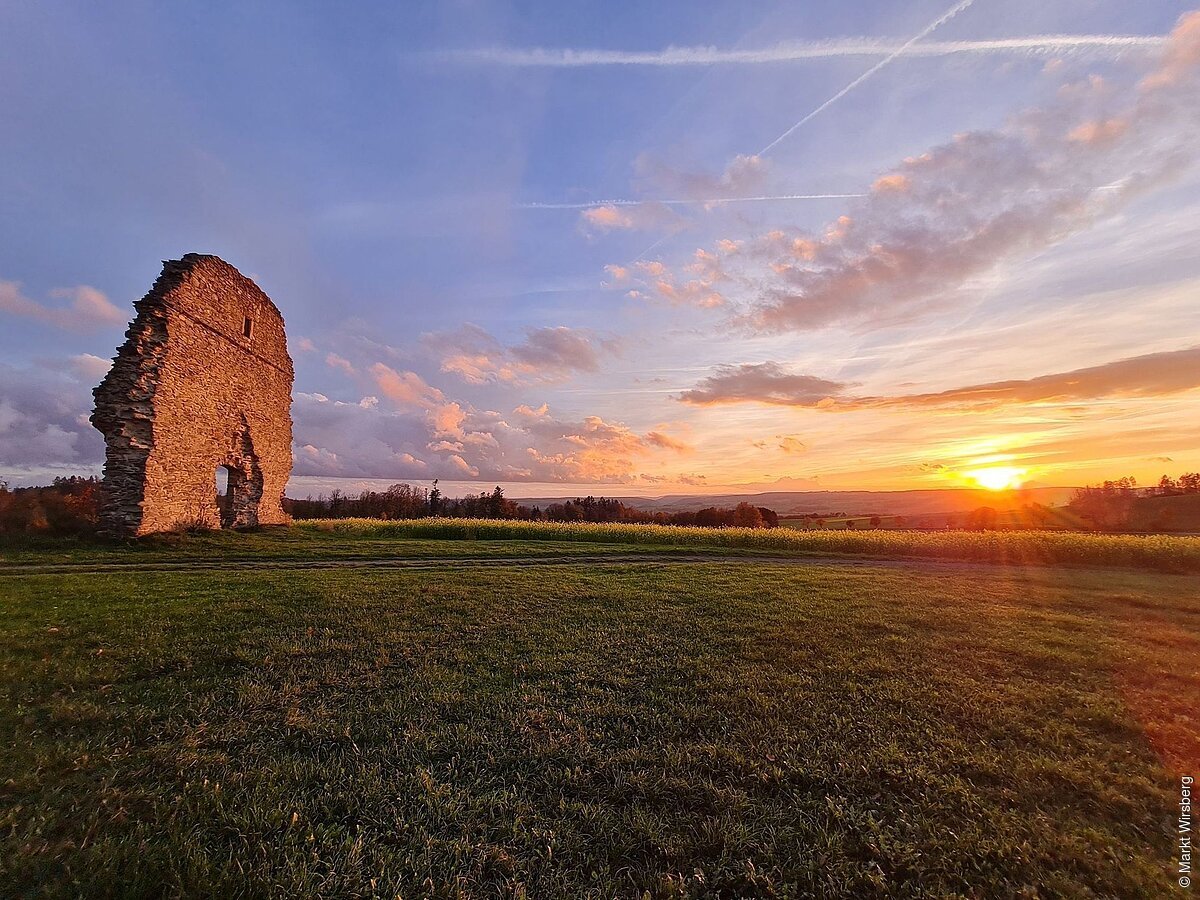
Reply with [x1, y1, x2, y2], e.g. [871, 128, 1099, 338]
[680, 346, 1200, 411]
[614, 259, 726, 309]
[650, 278, 724, 308]
[1140, 9, 1200, 89]
[778, 436, 807, 454]
[635, 153, 770, 201]
[297, 352, 679, 484]
[0, 281, 125, 331]
[292, 390, 683, 485]
[871, 173, 911, 193]
[514, 326, 614, 373]
[580, 204, 636, 231]
[434, 34, 1165, 68]
[369, 364, 446, 408]
[602, 264, 630, 286]
[679, 362, 847, 406]
[578, 200, 684, 235]
[424, 323, 617, 385]
[68, 354, 112, 381]
[0, 363, 106, 471]
[670, 12, 1200, 334]
[645, 431, 693, 453]
[1067, 117, 1128, 145]
[325, 353, 356, 375]
[518, 193, 864, 210]
[291, 392, 439, 481]
[845, 345, 1200, 409]
[513, 402, 549, 419]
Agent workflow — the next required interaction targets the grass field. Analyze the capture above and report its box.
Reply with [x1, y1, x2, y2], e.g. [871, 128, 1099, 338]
[2, 528, 1198, 897]
[299, 518, 1200, 572]
[4, 518, 1199, 572]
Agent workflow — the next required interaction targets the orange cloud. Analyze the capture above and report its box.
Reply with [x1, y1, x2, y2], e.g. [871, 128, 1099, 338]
[681, 347, 1200, 412]
[846, 346, 1200, 409]
[580, 204, 635, 231]
[645, 431, 693, 453]
[325, 352, 355, 375]
[580, 201, 683, 235]
[872, 173, 910, 193]
[369, 363, 445, 408]
[1068, 117, 1128, 145]
[1141, 10, 1200, 90]
[679, 362, 847, 407]
[426, 323, 615, 386]
[603, 264, 630, 284]
[0, 281, 125, 331]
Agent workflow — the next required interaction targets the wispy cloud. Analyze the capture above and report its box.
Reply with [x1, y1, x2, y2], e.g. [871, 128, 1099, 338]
[852, 346, 1200, 409]
[679, 346, 1200, 409]
[517, 193, 864, 210]
[651, 10, 1200, 333]
[435, 34, 1165, 69]
[0, 280, 125, 332]
[423, 323, 619, 385]
[679, 362, 848, 407]
[525, 153, 865, 212]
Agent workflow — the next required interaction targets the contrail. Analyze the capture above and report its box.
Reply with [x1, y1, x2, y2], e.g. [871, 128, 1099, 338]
[436, 34, 1163, 68]
[760, 0, 980, 155]
[634, 233, 672, 263]
[516, 193, 866, 210]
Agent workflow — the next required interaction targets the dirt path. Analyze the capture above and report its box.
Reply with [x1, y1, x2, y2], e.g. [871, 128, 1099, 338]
[0, 552, 950, 577]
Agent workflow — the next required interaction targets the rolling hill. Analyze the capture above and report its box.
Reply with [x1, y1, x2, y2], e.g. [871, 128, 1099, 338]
[511, 487, 1079, 518]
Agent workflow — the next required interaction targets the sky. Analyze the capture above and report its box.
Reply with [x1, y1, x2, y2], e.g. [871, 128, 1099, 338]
[2, 0, 1199, 497]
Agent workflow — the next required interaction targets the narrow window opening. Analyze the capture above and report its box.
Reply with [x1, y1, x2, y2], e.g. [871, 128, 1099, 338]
[243, 316, 253, 339]
[215, 466, 230, 526]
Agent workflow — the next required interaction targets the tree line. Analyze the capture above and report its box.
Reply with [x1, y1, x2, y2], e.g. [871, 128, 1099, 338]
[285, 482, 780, 528]
[3, 471, 1196, 536]
[0, 477, 100, 535]
[0, 477, 780, 534]
[1067, 472, 1200, 531]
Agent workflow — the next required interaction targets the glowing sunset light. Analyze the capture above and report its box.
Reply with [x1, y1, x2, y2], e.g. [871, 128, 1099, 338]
[967, 467, 1027, 491]
[1, 5, 1200, 496]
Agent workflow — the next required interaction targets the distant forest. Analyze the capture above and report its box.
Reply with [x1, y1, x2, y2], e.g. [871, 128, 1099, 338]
[1, 473, 1197, 535]
[285, 482, 780, 529]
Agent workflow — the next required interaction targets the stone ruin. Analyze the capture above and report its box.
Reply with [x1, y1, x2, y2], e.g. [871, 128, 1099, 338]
[91, 254, 294, 536]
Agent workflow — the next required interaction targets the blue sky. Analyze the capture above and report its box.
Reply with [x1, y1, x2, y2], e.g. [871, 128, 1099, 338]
[2, 1, 1198, 495]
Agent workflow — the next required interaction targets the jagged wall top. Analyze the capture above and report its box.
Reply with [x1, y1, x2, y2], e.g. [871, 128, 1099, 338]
[130, 253, 293, 380]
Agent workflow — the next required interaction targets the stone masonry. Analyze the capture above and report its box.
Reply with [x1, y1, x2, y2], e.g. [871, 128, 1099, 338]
[91, 254, 294, 535]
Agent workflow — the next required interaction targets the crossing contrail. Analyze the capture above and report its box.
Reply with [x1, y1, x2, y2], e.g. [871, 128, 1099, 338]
[437, 34, 1163, 68]
[759, 0, 980, 155]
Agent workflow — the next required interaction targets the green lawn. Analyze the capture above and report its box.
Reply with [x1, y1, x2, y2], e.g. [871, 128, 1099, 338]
[0, 528, 737, 568]
[1, 541, 1197, 897]
[4, 519, 1199, 572]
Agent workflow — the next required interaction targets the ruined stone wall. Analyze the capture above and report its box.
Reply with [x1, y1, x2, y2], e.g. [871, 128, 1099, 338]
[92, 254, 294, 535]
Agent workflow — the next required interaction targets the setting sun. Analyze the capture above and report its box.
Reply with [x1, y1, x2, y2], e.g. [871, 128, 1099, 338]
[967, 467, 1026, 491]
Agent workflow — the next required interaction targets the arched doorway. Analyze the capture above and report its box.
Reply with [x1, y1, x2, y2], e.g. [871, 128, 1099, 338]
[215, 421, 265, 528]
